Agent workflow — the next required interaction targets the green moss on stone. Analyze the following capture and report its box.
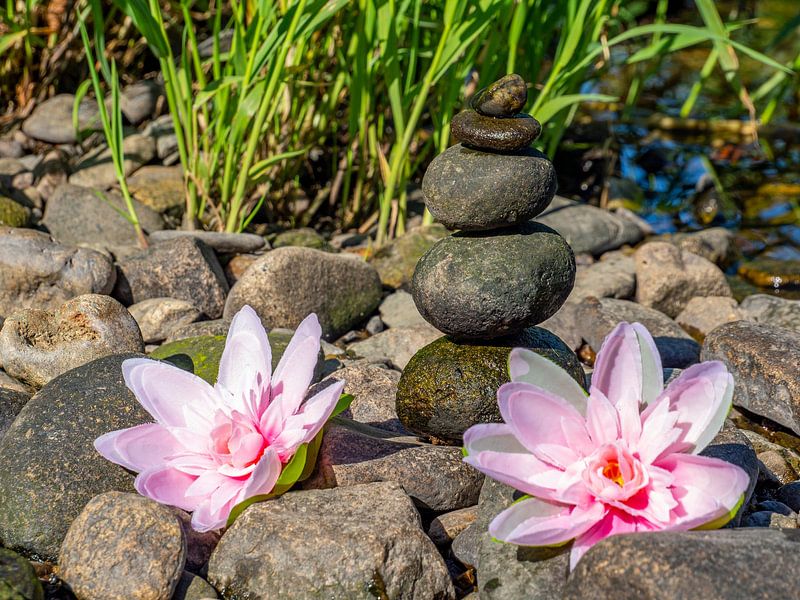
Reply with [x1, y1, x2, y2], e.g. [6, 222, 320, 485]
[0, 197, 30, 228]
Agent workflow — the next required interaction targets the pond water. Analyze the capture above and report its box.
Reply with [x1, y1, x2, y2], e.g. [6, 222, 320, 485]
[555, 0, 800, 299]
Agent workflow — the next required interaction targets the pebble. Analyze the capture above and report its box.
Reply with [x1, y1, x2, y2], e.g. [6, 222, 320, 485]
[43, 183, 165, 248]
[120, 80, 162, 124]
[364, 314, 384, 335]
[379, 290, 428, 329]
[0, 548, 43, 600]
[564, 529, 800, 600]
[702, 321, 800, 436]
[68, 133, 156, 189]
[33, 149, 69, 201]
[165, 318, 231, 342]
[669, 227, 736, 266]
[427, 506, 478, 547]
[675, 296, 745, 341]
[739, 294, 800, 333]
[369, 224, 449, 289]
[143, 115, 179, 160]
[348, 325, 441, 369]
[0, 353, 149, 561]
[0, 294, 144, 388]
[224, 247, 382, 340]
[470, 74, 527, 117]
[127, 297, 202, 344]
[422, 144, 556, 230]
[223, 253, 259, 285]
[537, 302, 583, 350]
[114, 237, 229, 319]
[321, 363, 406, 434]
[127, 165, 185, 214]
[21, 94, 99, 144]
[59, 491, 186, 600]
[272, 227, 332, 251]
[0, 227, 116, 318]
[207, 482, 455, 599]
[396, 327, 584, 444]
[574, 297, 700, 368]
[535, 196, 645, 255]
[451, 110, 541, 152]
[568, 251, 636, 301]
[0, 157, 31, 189]
[148, 230, 266, 254]
[635, 241, 732, 317]
[412, 222, 575, 339]
[303, 420, 483, 512]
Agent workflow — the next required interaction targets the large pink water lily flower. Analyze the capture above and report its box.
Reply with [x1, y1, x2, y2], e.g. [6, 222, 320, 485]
[95, 305, 344, 532]
[463, 322, 749, 570]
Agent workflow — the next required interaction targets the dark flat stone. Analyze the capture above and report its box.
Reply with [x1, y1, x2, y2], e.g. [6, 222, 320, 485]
[451, 110, 541, 152]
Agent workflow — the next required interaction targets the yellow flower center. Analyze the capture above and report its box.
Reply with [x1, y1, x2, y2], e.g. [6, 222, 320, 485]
[602, 461, 625, 487]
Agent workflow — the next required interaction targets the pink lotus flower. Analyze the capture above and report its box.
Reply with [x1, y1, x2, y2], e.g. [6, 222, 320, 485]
[463, 322, 749, 570]
[95, 305, 345, 532]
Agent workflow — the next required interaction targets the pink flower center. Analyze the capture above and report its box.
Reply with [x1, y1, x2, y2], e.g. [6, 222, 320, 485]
[583, 443, 649, 502]
[209, 410, 268, 471]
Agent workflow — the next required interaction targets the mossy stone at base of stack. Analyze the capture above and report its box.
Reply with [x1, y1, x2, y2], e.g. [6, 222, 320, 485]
[396, 327, 584, 445]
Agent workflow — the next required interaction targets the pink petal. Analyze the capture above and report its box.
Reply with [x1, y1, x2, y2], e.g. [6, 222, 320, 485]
[134, 465, 198, 512]
[122, 358, 219, 428]
[464, 448, 564, 500]
[279, 379, 345, 446]
[190, 498, 232, 532]
[237, 447, 282, 501]
[498, 382, 582, 466]
[560, 417, 594, 457]
[215, 305, 272, 418]
[267, 335, 320, 422]
[508, 348, 588, 415]
[463, 423, 526, 455]
[658, 453, 749, 530]
[489, 497, 605, 547]
[631, 322, 663, 405]
[569, 509, 647, 570]
[637, 397, 682, 464]
[94, 424, 183, 472]
[185, 470, 229, 498]
[646, 361, 733, 455]
[585, 388, 620, 447]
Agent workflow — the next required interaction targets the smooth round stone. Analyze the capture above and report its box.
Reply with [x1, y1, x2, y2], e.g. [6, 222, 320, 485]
[412, 222, 575, 339]
[470, 74, 527, 117]
[396, 328, 584, 444]
[422, 144, 556, 231]
[450, 109, 541, 152]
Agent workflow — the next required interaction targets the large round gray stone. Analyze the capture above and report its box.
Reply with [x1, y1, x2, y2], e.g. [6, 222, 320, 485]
[422, 144, 556, 231]
[0, 353, 150, 561]
[412, 222, 575, 339]
[207, 482, 454, 599]
[224, 247, 382, 340]
[396, 328, 583, 444]
[21, 94, 99, 144]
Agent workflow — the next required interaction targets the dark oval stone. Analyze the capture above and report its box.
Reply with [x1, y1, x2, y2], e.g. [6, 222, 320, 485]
[422, 144, 556, 231]
[412, 222, 576, 339]
[396, 328, 584, 444]
[470, 74, 527, 117]
[451, 109, 541, 152]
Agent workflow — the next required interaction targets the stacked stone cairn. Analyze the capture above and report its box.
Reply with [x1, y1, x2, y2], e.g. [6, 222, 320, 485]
[396, 74, 585, 443]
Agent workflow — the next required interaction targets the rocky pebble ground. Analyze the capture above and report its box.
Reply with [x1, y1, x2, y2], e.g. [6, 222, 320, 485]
[0, 77, 799, 599]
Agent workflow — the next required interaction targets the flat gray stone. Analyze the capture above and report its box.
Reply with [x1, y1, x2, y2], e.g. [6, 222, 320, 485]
[43, 184, 164, 247]
[21, 94, 99, 144]
[740, 294, 800, 333]
[148, 230, 266, 254]
[675, 296, 744, 341]
[568, 251, 636, 301]
[422, 144, 556, 231]
[207, 482, 455, 599]
[412, 222, 575, 339]
[304, 419, 483, 512]
[120, 80, 162, 124]
[370, 224, 449, 289]
[0, 227, 116, 319]
[68, 134, 156, 189]
[128, 297, 202, 344]
[535, 196, 645, 255]
[348, 325, 441, 369]
[379, 290, 429, 329]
